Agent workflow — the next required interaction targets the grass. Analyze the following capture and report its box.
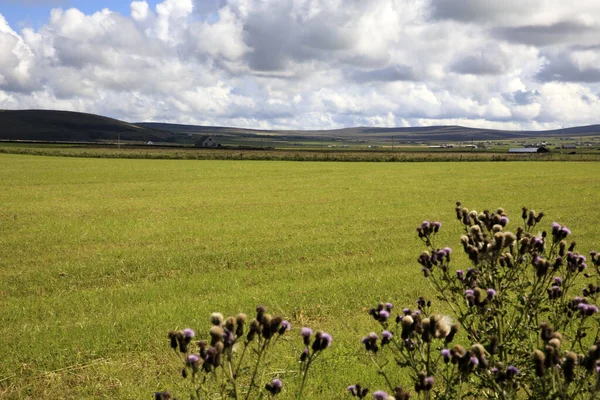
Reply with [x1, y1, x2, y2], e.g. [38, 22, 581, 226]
[2, 142, 600, 162]
[1, 154, 600, 398]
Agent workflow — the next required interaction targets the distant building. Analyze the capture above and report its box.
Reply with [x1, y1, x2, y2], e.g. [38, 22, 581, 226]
[508, 147, 550, 153]
[561, 144, 577, 149]
[194, 136, 218, 148]
[146, 141, 154, 145]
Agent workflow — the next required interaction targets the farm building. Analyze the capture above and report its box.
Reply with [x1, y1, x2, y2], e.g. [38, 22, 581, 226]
[561, 144, 577, 150]
[508, 147, 550, 153]
[194, 136, 218, 148]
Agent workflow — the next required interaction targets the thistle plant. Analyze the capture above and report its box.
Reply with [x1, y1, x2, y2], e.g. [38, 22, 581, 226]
[359, 203, 600, 399]
[163, 306, 291, 399]
[161, 306, 331, 399]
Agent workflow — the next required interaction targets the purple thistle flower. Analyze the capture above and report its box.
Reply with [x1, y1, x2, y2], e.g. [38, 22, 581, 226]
[424, 376, 434, 387]
[373, 390, 389, 400]
[347, 385, 356, 394]
[588, 305, 599, 314]
[441, 349, 451, 362]
[560, 227, 571, 236]
[444, 247, 452, 254]
[402, 308, 411, 315]
[362, 332, 379, 343]
[382, 331, 393, 340]
[499, 216, 509, 226]
[379, 310, 390, 320]
[507, 366, 520, 376]
[456, 270, 464, 280]
[486, 288, 497, 299]
[301, 327, 313, 338]
[465, 289, 475, 301]
[271, 378, 283, 389]
[578, 303, 589, 312]
[554, 277, 563, 285]
[433, 221, 442, 229]
[469, 356, 479, 366]
[281, 320, 291, 331]
[596, 363, 600, 374]
[385, 302, 394, 310]
[186, 354, 199, 365]
[421, 221, 430, 230]
[183, 328, 195, 339]
[321, 332, 333, 348]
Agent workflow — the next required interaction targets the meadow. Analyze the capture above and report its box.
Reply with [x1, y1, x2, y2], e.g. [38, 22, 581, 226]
[1, 154, 600, 398]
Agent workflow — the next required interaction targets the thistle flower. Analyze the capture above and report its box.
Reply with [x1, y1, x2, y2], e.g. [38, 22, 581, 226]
[183, 328, 195, 339]
[456, 270, 464, 280]
[424, 376, 434, 390]
[469, 355, 479, 367]
[379, 310, 390, 321]
[210, 312, 224, 326]
[265, 378, 283, 395]
[312, 331, 332, 351]
[362, 333, 379, 352]
[506, 365, 520, 379]
[209, 326, 224, 346]
[278, 320, 291, 335]
[301, 327, 313, 346]
[381, 330, 393, 346]
[347, 384, 369, 398]
[385, 302, 393, 311]
[186, 354, 199, 365]
[441, 348, 451, 363]
[486, 288, 497, 300]
[300, 348, 309, 362]
[373, 390, 390, 400]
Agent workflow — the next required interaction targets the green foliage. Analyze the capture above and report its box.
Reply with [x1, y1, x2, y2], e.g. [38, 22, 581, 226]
[359, 204, 600, 399]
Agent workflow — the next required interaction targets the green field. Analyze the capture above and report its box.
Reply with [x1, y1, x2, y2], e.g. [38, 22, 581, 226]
[1, 154, 600, 398]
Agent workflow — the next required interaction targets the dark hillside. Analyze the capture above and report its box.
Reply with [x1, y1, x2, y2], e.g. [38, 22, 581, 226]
[0, 110, 181, 142]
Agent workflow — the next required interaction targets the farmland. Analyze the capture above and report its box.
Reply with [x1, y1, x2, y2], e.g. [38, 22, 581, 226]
[1, 154, 600, 398]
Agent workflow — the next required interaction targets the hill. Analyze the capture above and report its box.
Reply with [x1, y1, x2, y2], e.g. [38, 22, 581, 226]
[138, 122, 600, 142]
[1, 109, 600, 144]
[0, 110, 183, 143]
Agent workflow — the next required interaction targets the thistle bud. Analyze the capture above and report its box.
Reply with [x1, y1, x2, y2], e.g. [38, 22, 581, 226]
[224, 317, 235, 332]
[533, 350, 545, 377]
[235, 313, 247, 337]
[563, 352, 578, 383]
[209, 326, 224, 346]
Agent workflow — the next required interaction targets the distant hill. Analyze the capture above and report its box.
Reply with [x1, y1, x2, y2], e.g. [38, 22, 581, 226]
[1, 109, 599, 143]
[138, 122, 600, 142]
[0, 110, 183, 143]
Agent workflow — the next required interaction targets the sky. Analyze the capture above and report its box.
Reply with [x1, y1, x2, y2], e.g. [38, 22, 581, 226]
[1, 0, 600, 130]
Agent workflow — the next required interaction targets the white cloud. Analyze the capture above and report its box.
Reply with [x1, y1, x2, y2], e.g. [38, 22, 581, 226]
[0, 0, 599, 129]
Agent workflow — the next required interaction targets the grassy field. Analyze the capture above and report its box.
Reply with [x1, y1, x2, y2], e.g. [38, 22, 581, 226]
[1, 154, 600, 398]
[2, 142, 600, 162]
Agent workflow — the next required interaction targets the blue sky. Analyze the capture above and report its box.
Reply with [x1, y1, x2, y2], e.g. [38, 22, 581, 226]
[1, 0, 161, 29]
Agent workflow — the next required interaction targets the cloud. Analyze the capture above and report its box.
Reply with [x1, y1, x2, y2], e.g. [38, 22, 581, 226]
[0, 0, 600, 130]
[494, 21, 600, 47]
[348, 65, 417, 82]
[537, 49, 600, 82]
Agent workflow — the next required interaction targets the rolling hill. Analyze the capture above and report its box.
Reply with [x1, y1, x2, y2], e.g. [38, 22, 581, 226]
[1, 109, 600, 144]
[0, 109, 184, 143]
